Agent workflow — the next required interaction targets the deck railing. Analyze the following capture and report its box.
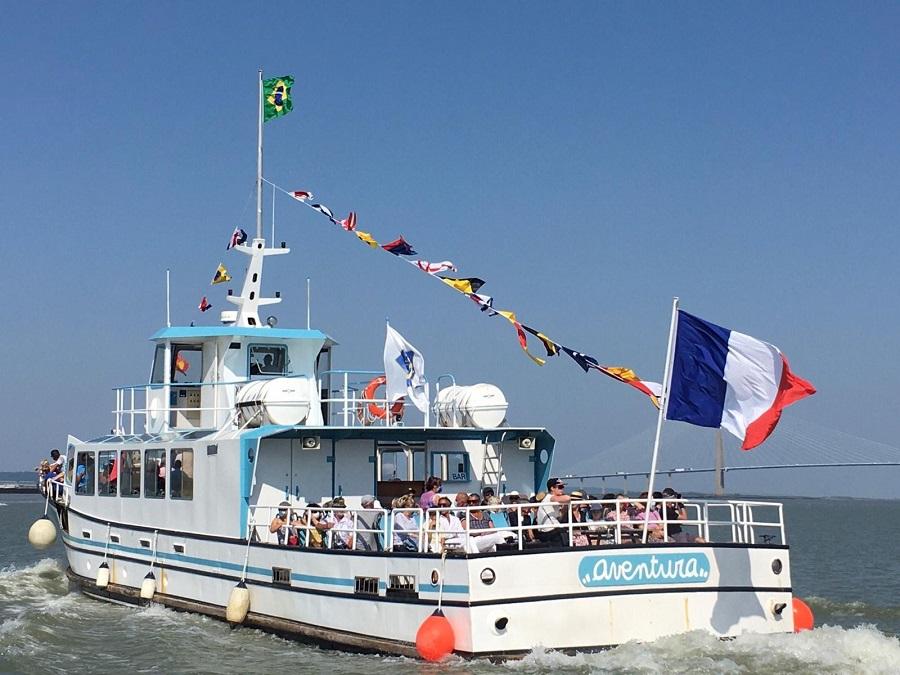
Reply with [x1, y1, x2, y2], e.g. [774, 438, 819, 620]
[250, 497, 786, 552]
[111, 369, 432, 435]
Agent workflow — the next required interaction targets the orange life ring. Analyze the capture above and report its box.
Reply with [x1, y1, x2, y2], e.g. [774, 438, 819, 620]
[359, 375, 404, 423]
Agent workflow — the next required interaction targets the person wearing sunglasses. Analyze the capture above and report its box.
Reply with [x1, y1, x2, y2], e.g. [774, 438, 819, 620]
[537, 478, 572, 547]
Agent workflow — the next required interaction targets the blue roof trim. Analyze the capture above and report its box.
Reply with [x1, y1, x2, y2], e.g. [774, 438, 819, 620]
[150, 326, 331, 341]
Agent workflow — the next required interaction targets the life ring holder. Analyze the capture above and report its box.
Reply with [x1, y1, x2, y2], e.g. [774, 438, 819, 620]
[358, 375, 404, 424]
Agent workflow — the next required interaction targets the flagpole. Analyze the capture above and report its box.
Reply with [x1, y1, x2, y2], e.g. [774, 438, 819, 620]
[165, 269, 171, 328]
[642, 296, 679, 543]
[256, 69, 264, 242]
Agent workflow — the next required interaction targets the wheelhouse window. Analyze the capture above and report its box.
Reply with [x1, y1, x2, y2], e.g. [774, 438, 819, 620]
[144, 449, 166, 498]
[98, 450, 117, 496]
[171, 344, 202, 384]
[120, 450, 141, 497]
[170, 448, 193, 500]
[151, 344, 166, 384]
[248, 344, 287, 377]
[75, 451, 95, 495]
[431, 451, 469, 482]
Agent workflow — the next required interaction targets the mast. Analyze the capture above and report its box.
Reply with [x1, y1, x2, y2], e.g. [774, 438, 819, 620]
[256, 69, 264, 241]
[642, 296, 679, 542]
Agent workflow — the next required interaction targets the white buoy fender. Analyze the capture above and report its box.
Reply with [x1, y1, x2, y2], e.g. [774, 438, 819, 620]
[28, 517, 57, 550]
[140, 571, 156, 600]
[226, 582, 251, 624]
[96, 562, 110, 589]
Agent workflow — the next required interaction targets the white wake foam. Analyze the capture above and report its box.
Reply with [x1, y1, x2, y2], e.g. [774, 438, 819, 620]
[506, 625, 900, 674]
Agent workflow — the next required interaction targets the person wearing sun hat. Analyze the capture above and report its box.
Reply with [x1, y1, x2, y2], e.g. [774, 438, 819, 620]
[330, 497, 354, 549]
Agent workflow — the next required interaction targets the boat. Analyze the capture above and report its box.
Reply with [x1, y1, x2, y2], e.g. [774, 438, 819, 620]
[35, 74, 801, 660]
[0, 481, 38, 494]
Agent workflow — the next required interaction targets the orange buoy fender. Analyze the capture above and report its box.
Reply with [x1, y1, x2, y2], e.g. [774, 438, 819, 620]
[415, 609, 455, 662]
[792, 597, 814, 632]
[359, 375, 404, 422]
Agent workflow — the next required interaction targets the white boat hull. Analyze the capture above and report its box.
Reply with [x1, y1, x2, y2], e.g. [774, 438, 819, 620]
[61, 509, 794, 657]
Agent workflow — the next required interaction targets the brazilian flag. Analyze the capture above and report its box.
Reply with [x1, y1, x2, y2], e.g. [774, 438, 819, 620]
[263, 75, 294, 122]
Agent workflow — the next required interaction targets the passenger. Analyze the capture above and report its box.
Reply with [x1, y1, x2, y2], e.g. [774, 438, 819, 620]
[537, 478, 571, 547]
[661, 487, 706, 543]
[46, 462, 65, 499]
[419, 476, 443, 510]
[425, 509, 446, 553]
[433, 496, 474, 552]
[605, 496, 632, 527]
[481, 486, 495, 504]
[484, 495, 511, 529]
[304, 503, 329, 548]
[569, 490, 591, 546]
[330, 498, 354, 549]
[505, 491, 531, 541]
[355, 495, 380, 551]
[157, 456, 166, 496]
[35, 459, 51, 487]
[75, 461, 87, 491]
[392, 494, 420, 551]
[48, 448, 66, 474]
[570, 489, 590, 518]
[466, 499, 514, 553]
[170, 459, 183, 497]
[288, 510, 303, 546]
[269, 502, 290, 545]
[452, 491, 468, 519]
[634, 492, 666, 542]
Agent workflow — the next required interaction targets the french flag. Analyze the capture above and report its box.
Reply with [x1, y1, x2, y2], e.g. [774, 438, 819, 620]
[666, 311, 816, 450]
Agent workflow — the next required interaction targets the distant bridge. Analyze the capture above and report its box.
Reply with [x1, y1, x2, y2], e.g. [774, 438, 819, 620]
[559, 418, 900, 495]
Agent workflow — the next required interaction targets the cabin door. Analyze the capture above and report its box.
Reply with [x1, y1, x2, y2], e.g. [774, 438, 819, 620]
[375, 442, 426, 505]
[290, 439, 303, 502]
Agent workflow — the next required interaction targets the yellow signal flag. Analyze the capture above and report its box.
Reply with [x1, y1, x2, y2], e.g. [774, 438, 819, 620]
[355, 230, 379, 248]
[211, 263, 232, 285]
[597, 366, 662, 409]
[496, 310, 546, 366]
[439, 277, 485, 295]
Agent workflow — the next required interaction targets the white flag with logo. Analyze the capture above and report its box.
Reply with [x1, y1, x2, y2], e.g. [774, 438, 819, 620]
[384, 325, 429, 413]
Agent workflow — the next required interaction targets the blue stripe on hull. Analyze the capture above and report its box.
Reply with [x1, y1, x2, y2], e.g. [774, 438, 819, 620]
[62, 533, 470, 594]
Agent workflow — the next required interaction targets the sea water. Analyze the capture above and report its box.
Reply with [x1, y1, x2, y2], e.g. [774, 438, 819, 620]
[1, 495, 898, 674]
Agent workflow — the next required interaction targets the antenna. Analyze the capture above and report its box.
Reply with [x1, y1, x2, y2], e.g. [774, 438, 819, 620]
[271, 183, 276, 244]
[166, 269, 171, 327]
[256, 69, 264, 241]
[306, 277, 311, 329]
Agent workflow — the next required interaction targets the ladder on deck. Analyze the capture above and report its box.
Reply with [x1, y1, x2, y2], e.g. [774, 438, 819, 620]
[481, 441, 504, 495]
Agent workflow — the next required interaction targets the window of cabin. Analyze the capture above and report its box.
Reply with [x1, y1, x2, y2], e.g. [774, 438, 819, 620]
[171, 344, 202, 384]
[248, 344, 287, 377]
[75, 451, 95, 495]
[144, 449, 166, 498]
[431, 451, 470, 482]
[151, 344, 166, 384]
[377, 443, 425, 481]
[120, 450, 141, 497]
[170, 448, 193, 500]
[98, 450, 117, 496]
[378, 448, 409, 481]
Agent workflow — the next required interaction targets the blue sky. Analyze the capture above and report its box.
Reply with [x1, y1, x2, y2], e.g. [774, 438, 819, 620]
[2, 2, 898, 497]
